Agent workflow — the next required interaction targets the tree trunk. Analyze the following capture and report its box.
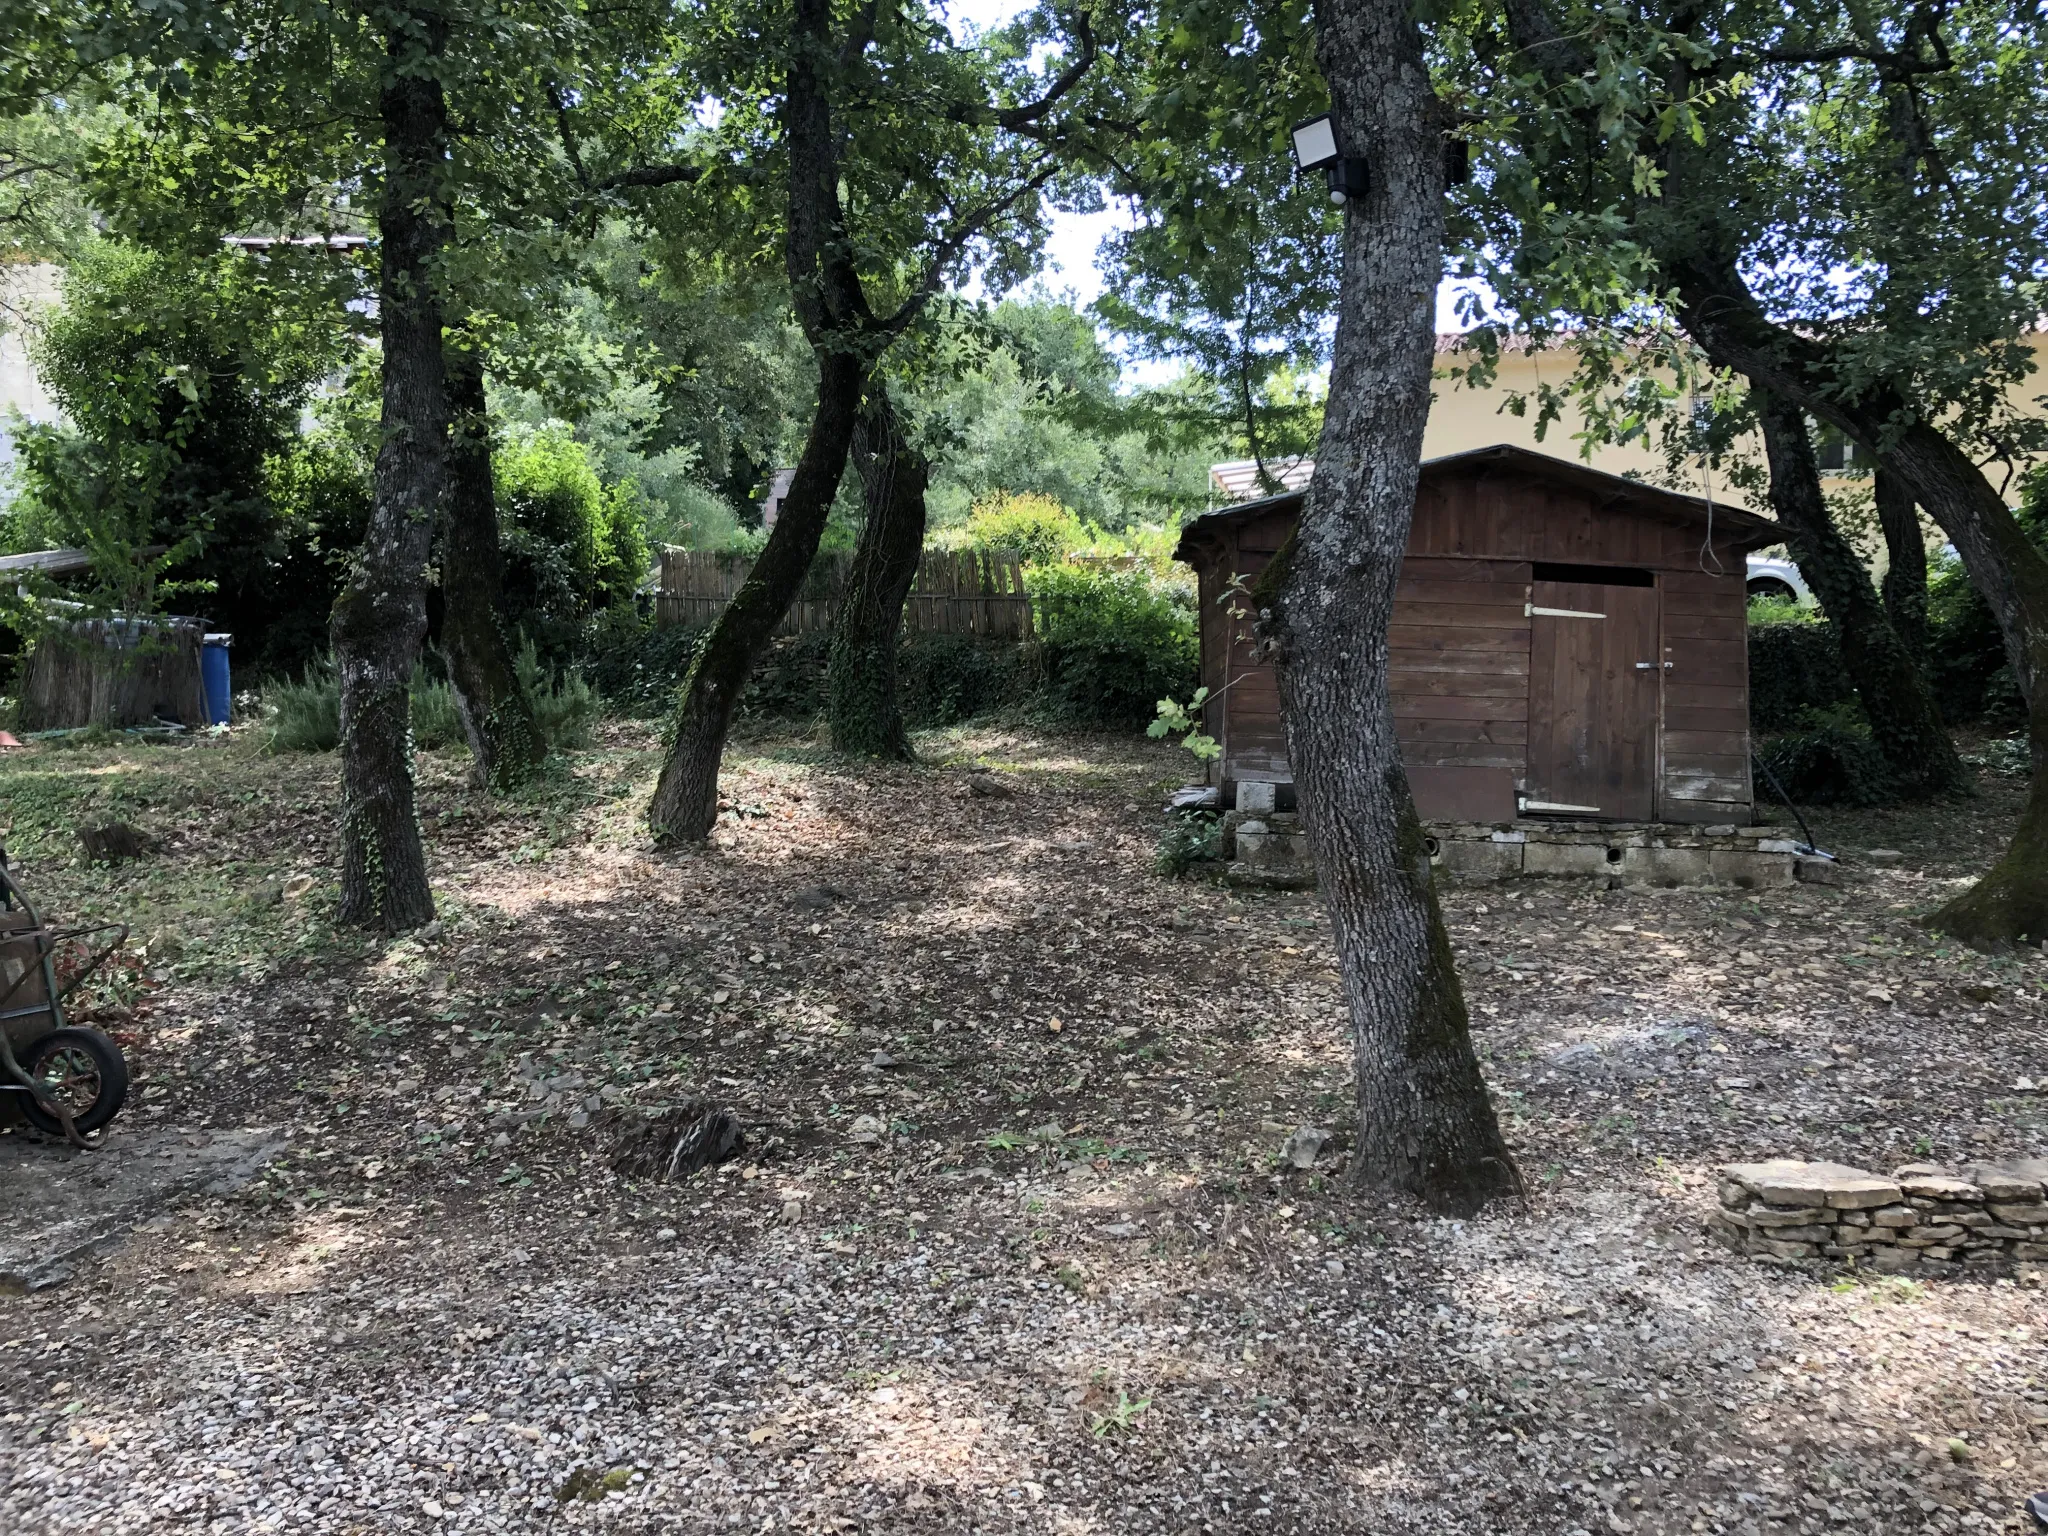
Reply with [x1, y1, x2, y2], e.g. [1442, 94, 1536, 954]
[330, 9, 448, 933]
[1877, 468, 1930, 664]
[1755, 394, 1964, 798]
[647, 347, 866, 841]
[1667, 257, 2048, 944]
[829, 381, 928, 759]
[441, 339, 545, 791]
[1260, 0, 1516, 1214]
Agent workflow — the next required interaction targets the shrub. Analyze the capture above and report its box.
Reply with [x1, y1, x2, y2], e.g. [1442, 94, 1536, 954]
[263, 649, 596, 754]
[1155, 810, 1223, 876]
[583, 617, 705, 716]
[497, 426, 648, 661]
[263, 659, 340, 753]
[1926, 546, 2023, 728]
[517, 638, 600, 749]
[898, 634, 1024, 724]
[965, 492, 1090, 566]
[1030, 564, 1198, 728]
[1748, 620, 1854, 731]
[1755, 705, 1896, 808]
[409, 667, 465, 751]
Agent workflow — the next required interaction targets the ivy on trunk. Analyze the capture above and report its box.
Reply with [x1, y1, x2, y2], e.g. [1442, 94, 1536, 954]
[1876, 468, 1930, 665]
[1755, 393, 1964, 799]
[829, 381, 929, 760]
[440, 338, 545, 793]
[331, 8, 449, 934]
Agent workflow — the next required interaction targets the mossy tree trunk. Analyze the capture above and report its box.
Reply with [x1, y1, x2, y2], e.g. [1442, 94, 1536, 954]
[440, 338, 545, 792]
[1262, 0, 1517, 1215]
[647, 346, 867, 841]
[331, 7, 448, 933]
[1877, 468, 1931, 665]
[1756, 394, 1965, 799]
[1666, 255, 2048, 944]
[828, 380, 928, 759]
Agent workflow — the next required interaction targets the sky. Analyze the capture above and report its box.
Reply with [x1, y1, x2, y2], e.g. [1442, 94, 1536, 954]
[938, 0, 1483, 387]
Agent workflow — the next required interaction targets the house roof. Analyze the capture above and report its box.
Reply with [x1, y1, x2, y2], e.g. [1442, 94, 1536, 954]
[1175, 442, 1784, 562]
[1207, 457, 1315, 500]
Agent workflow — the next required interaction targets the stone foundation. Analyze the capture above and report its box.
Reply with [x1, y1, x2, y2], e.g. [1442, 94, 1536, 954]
[1429, 820, 1817, 888]
[1215, 812, 1818, 890]
[1706, 1158, 2048, 1276]
[1222, 809, 1316, 890]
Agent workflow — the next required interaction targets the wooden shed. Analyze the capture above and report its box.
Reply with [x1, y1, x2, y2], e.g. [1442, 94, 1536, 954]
[1174, 444, 1784, 825]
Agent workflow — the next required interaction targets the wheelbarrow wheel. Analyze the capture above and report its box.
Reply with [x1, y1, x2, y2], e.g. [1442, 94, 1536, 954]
[18, 1026, 128, 1138]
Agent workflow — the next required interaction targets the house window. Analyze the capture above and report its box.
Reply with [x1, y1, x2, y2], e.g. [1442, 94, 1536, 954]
[1811, 425, 1853, 471]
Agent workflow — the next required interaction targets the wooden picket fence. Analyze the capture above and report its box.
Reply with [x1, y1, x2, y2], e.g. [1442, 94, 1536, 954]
[655, 548, 1034, 640]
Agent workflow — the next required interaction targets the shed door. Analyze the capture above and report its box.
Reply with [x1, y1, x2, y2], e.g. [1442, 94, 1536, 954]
[1526, 579, 1659, 820]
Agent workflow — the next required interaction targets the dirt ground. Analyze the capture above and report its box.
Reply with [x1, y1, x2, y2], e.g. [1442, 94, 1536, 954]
[2, 724, 2045, 1536]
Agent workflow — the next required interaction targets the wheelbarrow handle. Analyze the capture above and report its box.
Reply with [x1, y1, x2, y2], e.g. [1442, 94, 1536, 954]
[51, 923, 130, 1002]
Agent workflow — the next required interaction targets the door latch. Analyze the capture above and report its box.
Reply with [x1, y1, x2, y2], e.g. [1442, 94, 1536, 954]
[1634, 661, 1674, 670]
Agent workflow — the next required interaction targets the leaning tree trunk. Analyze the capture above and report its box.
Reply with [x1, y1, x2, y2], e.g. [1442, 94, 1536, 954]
[829, 381, 929, 759]
[441, 340, 545, 791]
[1756, 394, 1964, 799]
[1663, 254, 2048, 945]
[1876, 468, 1930, 665]
[330, 10, 449, 932]
[1261, 0, 1516, 1215]
[647, 346, 866, 842]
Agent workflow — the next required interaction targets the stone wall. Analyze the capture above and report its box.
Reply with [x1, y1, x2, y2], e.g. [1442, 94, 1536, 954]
[1706, 1158, 2048, 1275]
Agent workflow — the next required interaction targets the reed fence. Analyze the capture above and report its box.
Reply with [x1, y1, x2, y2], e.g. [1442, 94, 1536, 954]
[656, 548, 1035, 640]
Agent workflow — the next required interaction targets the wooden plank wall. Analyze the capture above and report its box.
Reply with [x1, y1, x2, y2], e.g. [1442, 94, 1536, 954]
[1392, 557, 1530, 771]
[1216, 510, 1292, 782]
[1657, 566, 1752, 823]
[655, 548, 1033, 639]
[1205, 464, 1756, 820]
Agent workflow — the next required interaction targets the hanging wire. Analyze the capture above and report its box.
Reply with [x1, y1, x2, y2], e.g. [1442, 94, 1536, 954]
[1693, 390, 1727, 577]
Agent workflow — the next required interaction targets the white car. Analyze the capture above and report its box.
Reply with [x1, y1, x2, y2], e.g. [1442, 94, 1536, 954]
[1745, 553, 1809, 605]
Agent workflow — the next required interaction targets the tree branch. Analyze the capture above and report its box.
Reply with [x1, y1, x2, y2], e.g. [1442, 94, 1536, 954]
[948, 13, 1097, 130]
[877, 155, 1062, 337]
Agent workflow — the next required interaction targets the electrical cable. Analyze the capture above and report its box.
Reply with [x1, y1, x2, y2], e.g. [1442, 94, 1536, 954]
[1749, 748, 1831, 860]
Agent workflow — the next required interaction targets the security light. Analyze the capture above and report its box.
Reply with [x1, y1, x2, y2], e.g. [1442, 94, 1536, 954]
[1290, 114, 1367, 205]
[1290, 114, 1339, 172]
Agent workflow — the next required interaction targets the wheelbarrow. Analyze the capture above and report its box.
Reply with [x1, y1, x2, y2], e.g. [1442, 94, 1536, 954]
[0, 848, 130, 1147]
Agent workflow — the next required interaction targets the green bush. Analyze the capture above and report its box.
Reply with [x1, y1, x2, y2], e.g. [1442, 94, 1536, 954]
[262, 659, 341, 753]
[1747, 621, 1854, 731]
[409, 667, 465, 751]
[1755, 705, 1897, 808]
[1926, 546, 2023, 728]
[964, 492, 1090, 566]
[1030, 564, 1198, 729]
[497, 426, 649, 661]
[263, 648, 596, 754]
[1155, 810, 1223, 876]
[584, 619, 705, 717]
[516, 639, 600, 749]
[898, 634, 1024, 724]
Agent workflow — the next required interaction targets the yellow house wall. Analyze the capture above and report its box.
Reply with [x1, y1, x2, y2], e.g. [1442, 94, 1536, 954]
[1425, 335, 2048, 522]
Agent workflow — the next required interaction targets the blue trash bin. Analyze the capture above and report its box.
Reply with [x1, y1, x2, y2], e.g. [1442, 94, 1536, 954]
[201, 634, 233, 726]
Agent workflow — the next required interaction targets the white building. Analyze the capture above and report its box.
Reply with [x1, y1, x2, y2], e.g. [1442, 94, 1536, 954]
[0, 262, 63, 474]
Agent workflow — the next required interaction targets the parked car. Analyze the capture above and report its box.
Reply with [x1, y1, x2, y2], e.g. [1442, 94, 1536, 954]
[1745, 553, 1809, 605]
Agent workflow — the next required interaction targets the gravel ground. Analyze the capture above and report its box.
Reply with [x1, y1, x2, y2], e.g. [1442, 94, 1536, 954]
[2, 725, 2045, 1535]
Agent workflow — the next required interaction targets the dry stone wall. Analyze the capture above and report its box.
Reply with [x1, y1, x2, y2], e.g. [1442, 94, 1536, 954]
[1707, 1158, 2048, 1275]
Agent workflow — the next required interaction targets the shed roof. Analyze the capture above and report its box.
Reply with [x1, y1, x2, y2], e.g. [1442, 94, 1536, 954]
[1174, 442, 1784, 562]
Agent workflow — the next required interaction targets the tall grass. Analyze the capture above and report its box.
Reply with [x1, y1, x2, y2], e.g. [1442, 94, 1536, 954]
[263, 643, 598, 755]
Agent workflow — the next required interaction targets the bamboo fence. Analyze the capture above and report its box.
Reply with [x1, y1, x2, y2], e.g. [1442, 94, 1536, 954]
[655, 548, 1035, 640]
